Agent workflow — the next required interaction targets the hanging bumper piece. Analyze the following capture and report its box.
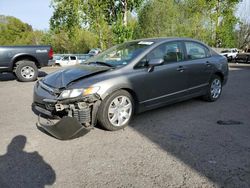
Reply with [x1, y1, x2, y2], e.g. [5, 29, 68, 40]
[34, 94, 101, 140]
[37, 115, 91, 140]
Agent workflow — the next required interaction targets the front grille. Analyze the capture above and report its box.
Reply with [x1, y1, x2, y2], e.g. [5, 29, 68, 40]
[34, 102, 55, 111]
[35, 102, 46, 109]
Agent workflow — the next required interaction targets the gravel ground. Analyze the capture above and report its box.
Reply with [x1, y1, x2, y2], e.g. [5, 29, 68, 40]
[0, 63, 250, 188]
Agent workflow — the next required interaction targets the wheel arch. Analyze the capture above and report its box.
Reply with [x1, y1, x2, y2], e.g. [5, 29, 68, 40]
[12, 54, 40, 70]
[214, 71, 224, 83]
[100, 87, 139, 111]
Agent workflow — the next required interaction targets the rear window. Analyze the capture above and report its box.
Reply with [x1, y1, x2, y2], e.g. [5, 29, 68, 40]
[185, 42, 210, 60]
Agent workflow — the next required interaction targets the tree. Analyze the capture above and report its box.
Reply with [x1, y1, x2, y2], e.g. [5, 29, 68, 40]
[0, 15, 43, 45]
[236, 22, 250, 49]
[135, 0, 179, 38]
[50, 0, 82, 35]
[104, 0, 144, 26]
[207, 0, 240, 47]
[49, 0, 143, 49]
[136, 0, 240, 47]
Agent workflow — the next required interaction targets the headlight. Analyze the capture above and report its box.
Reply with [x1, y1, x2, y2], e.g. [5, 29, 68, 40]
[59, 87, 100, 99]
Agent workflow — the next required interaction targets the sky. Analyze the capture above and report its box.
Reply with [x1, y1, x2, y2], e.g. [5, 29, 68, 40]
[0, 0, 249, 30]
[0, 0, 53, 30]
[237, 0, 250, 23]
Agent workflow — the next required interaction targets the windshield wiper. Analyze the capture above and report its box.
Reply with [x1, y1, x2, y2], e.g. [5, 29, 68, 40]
[88, 61, 114, 67]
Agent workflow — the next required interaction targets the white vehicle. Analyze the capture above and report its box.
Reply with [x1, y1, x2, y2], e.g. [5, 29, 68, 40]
[88, 48, 102, 56]
[220, 48, 238, 61]
[55, 55, 79, 67]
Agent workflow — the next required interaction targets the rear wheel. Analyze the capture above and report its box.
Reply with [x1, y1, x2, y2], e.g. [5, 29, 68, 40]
[203, 75, 222, 102]
[97, 90, 134, 131]
[14, 60, 38, 82]
[246, 57, 249, 64]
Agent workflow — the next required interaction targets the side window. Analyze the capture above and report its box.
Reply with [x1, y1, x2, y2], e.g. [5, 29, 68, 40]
[70, 56, 76, 60]
[185, 42, 209, 60]
[148, 42, 184, 63]
[62, 56, 69, 61]
[135, 58, 148, 69]
[134, 42, 184, 69]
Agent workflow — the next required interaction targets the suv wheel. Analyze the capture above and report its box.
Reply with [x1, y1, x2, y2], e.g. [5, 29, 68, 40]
[97, 90, 134, 131]
[14, 60, 38, 82]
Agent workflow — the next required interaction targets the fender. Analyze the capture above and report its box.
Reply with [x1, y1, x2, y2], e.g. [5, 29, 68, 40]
[98, 82, 135, 100]
[11, 53, 40, 69]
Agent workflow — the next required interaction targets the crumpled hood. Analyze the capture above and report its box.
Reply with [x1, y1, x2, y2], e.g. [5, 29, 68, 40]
[42, 65, 111, 89]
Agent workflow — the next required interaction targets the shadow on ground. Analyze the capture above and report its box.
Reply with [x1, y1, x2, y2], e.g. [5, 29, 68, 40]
[0, 71, 47, 81]
[129, 67, 250, 187]
[0, 135, 56, 187]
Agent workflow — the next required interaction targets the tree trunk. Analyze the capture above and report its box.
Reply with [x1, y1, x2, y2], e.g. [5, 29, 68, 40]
[123, 0, 127, 26]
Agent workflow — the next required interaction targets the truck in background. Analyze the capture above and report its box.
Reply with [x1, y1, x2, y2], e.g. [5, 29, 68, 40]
[0, 45, 53, 82]
[220, 48, 239, 61]
[235, 48, 250, 64]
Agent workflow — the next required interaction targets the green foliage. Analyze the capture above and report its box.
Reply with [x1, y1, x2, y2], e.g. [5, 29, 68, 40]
[135, 0, 241, 47]
[71, 29, 98, 53]
[207, 0, 239, 47]
[50, 0, 82, 35]
[41, 29, 98, 53]
[0, 15, 40, 45]
[49, 0, 144, 49]
[135, 0, 179, 38]
[0, 0, 244, 53]
[112, 15, 134, 44]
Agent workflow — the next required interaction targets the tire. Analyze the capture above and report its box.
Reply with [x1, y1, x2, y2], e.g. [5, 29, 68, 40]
[97, 90, 134, 131]
[246, 57, 249, 64]
[14, 60, 38, 82]
[234, 58, 238, 64]
[203, 75, 222, 102]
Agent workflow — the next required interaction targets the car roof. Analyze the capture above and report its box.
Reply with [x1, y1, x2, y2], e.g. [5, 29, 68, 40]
[129, 37, 202, 44]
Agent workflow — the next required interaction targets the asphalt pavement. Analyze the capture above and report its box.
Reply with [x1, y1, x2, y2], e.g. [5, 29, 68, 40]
[0, 63, 250, 188]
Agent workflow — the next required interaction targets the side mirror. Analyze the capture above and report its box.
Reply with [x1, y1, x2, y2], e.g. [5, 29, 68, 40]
[148, 58, 164, 72]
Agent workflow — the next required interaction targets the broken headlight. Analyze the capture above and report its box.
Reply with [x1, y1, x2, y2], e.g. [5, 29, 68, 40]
[58, 87, 100, 99]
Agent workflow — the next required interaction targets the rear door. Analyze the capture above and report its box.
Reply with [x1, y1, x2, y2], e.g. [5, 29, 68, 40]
[183, 41, 213, 94]
[70, 56, 77, 65]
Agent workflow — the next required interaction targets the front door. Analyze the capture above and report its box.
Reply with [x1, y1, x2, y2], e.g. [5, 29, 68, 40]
[131, 41, 189, 108]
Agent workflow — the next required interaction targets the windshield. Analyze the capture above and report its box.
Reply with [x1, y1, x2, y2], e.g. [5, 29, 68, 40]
[62, 56, 69, 60]
[85, 41, 153, 67]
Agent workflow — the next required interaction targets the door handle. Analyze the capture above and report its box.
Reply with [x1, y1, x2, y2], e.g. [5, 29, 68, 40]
[206, 61, 212, 67]
[176, 66, 185, 72]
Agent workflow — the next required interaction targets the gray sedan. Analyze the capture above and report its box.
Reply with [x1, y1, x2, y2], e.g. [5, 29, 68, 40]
[32, 38, 228, 139]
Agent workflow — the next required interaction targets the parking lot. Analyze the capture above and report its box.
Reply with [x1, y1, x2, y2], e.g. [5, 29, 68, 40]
[0, 63, 250, 188]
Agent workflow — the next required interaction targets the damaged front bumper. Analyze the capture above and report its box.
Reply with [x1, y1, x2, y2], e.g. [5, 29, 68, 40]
[33, 94, 101, 140]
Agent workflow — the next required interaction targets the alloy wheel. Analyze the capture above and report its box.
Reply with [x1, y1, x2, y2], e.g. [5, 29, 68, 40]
[210, 79, 222, 99]
[108, 96, 132, 127]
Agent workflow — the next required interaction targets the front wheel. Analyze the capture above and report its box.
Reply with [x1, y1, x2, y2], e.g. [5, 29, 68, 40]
[228, 56, 233, 62]
[203, 75, 222, 102]
[97, 90, 134, 131]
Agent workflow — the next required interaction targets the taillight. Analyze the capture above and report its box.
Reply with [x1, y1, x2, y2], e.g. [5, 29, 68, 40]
[48, 47, 53, 60]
